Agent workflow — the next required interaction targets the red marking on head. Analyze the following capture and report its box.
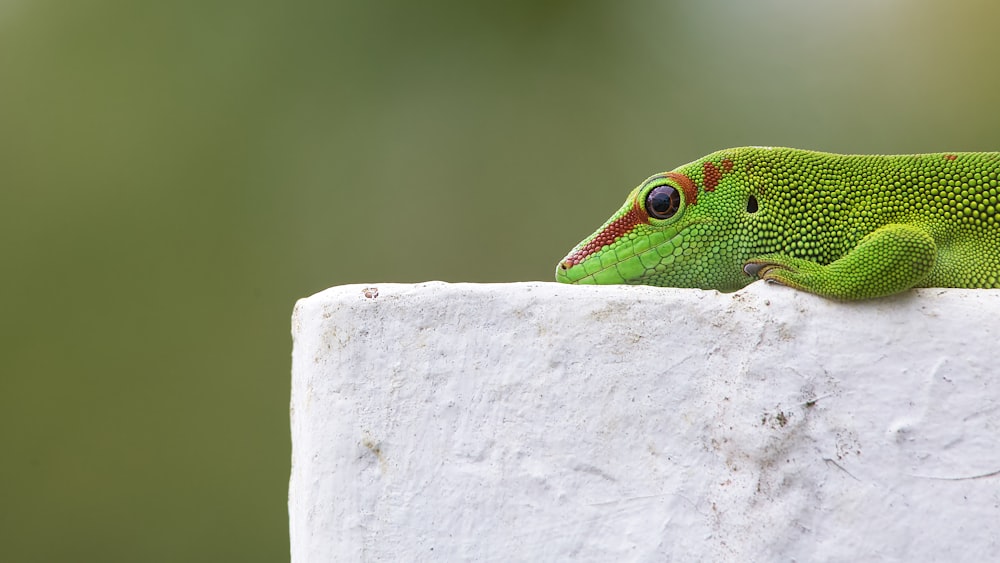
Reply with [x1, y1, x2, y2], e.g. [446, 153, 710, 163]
[562, 198, 649, 267]
[703, 161, 721, 191]
[722, 158, 734, 173]
[665, 172, 697, 206]
[944, 154, 957, 161]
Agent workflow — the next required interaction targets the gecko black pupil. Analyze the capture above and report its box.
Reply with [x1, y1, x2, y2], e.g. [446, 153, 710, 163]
[645, 185, 680, 219]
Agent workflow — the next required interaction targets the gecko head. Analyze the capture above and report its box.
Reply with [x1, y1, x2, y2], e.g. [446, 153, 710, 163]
[555, 158, 754, 290]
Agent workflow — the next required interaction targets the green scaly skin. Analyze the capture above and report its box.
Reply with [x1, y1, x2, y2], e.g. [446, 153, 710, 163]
[555, 147, 1000, 300]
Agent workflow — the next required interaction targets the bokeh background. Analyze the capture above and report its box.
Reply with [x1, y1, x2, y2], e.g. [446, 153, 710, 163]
[3, 0, 1000, 560]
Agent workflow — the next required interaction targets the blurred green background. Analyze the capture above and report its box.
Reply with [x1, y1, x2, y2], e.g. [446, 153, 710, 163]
[3, 0, 1000, 560]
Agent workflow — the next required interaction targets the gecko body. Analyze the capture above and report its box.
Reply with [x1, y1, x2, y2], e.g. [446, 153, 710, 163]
[556, 147, 1000, 300]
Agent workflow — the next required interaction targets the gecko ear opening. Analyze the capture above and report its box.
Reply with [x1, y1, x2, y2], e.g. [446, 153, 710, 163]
[747, 195, 759, 213]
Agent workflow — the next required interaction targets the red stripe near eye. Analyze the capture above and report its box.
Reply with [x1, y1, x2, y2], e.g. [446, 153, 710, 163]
[665, 172, 697, 204]
[562, 198, 649, 266]
[562, 172, 697, 267]
[703, 162, 721, 191]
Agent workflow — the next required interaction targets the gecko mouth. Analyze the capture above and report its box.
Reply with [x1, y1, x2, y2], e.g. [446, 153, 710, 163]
[555, 227, 688, 285]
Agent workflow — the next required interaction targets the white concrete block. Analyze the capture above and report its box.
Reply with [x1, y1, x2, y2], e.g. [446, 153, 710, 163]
[290, 282, 1000, 561]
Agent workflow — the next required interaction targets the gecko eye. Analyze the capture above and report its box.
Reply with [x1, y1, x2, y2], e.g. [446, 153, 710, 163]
[645, 185, 680, 219]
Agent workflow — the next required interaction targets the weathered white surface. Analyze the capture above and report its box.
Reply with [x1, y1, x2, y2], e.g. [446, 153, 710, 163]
[290, 282, 1000, 562]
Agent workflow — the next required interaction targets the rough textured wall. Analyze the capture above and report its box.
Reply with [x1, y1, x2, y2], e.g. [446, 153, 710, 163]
[291, 282, 1000, 561]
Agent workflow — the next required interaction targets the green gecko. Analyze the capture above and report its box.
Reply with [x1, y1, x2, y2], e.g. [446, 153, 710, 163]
[555, 147, 1000, 300]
